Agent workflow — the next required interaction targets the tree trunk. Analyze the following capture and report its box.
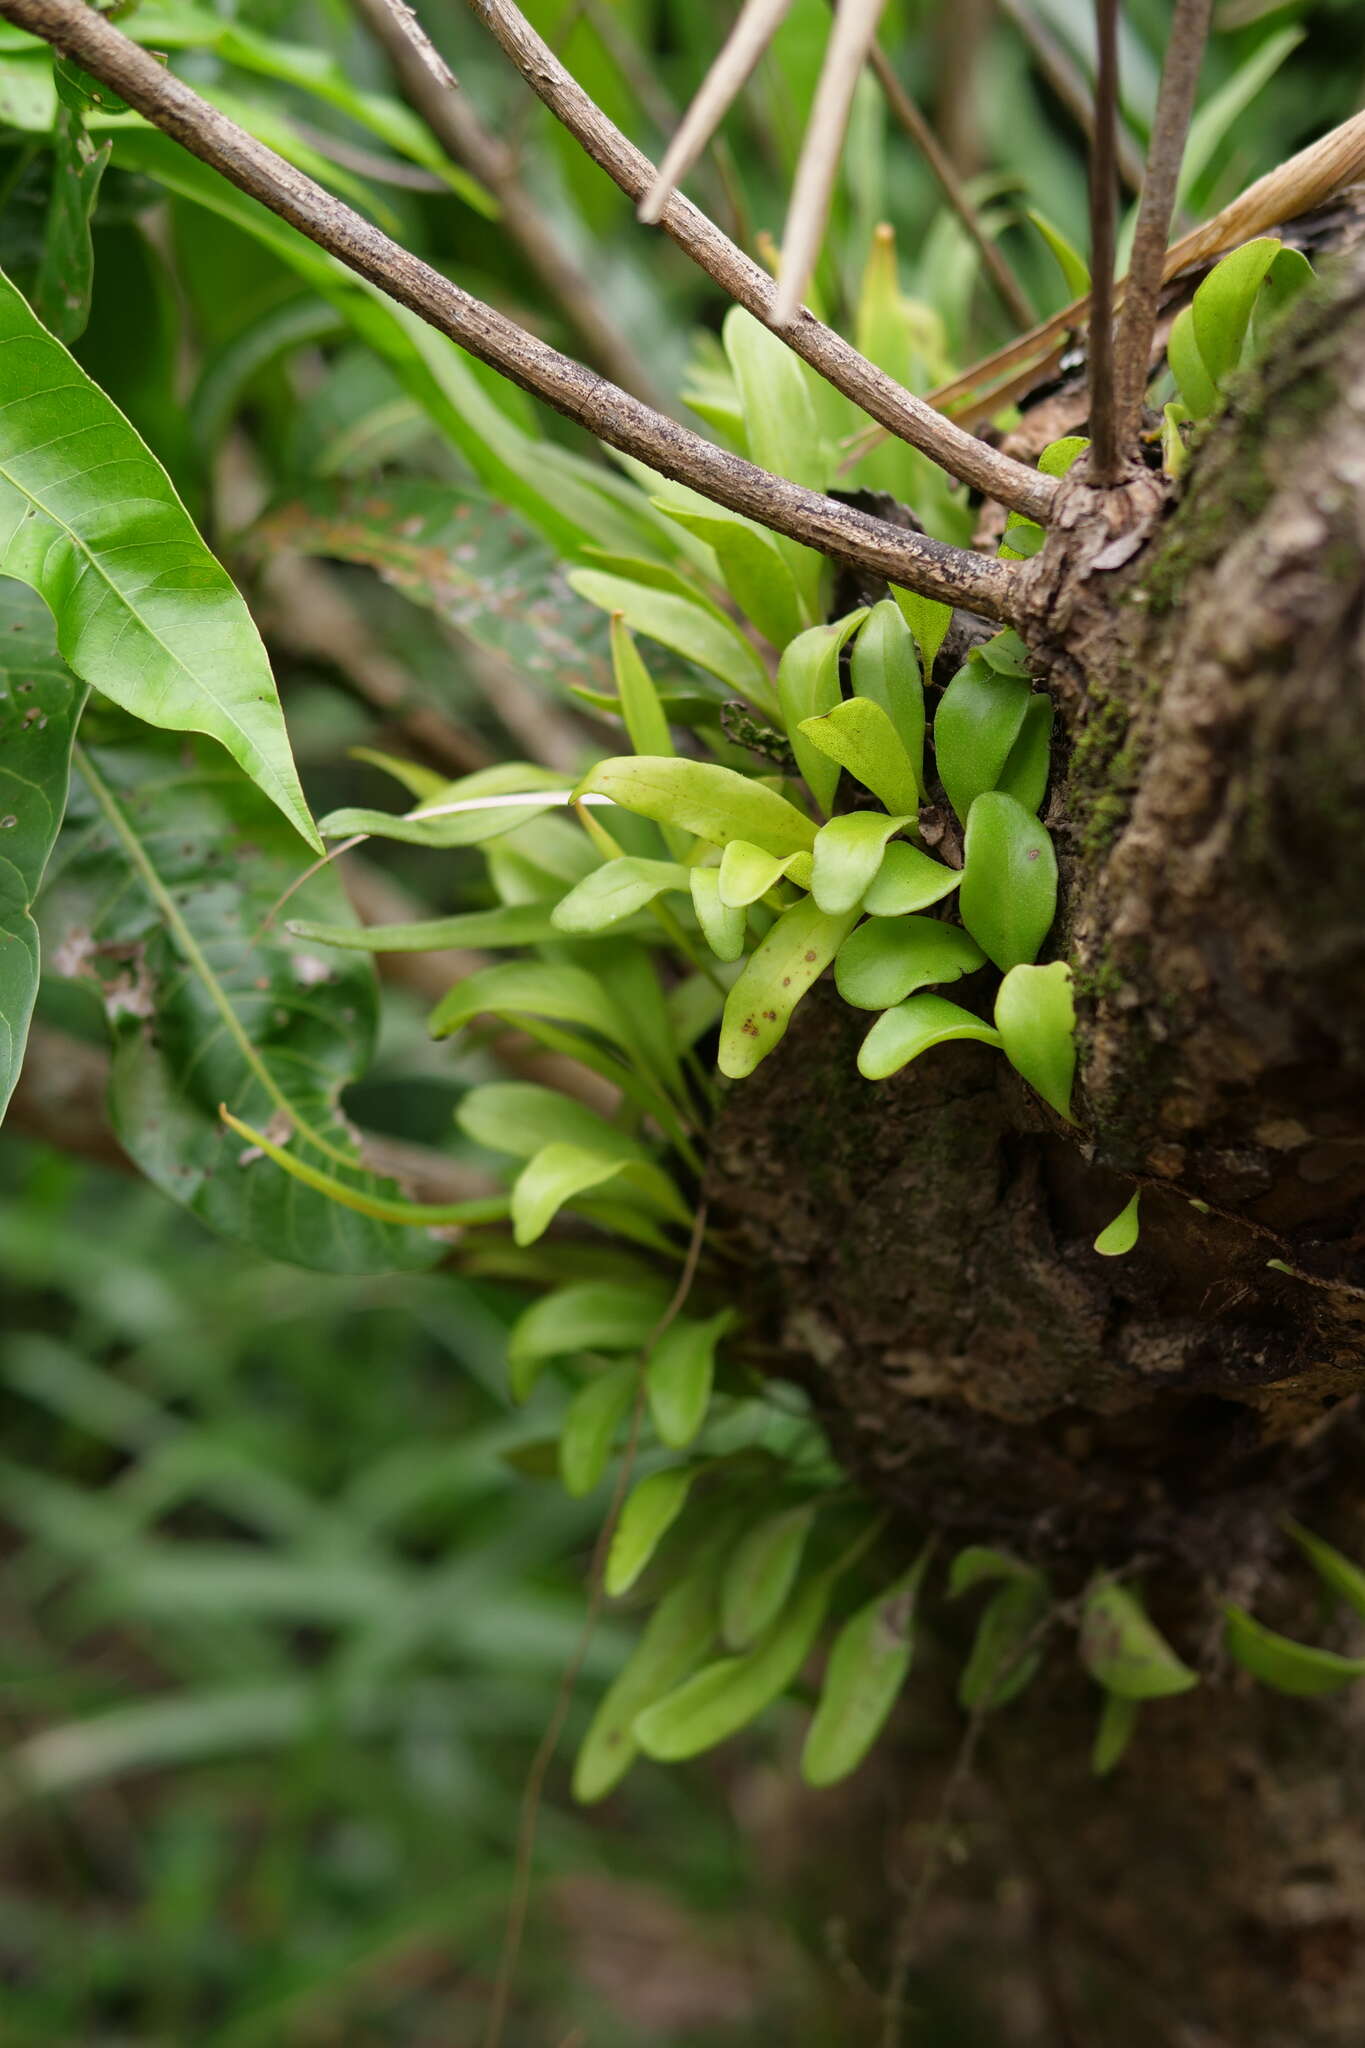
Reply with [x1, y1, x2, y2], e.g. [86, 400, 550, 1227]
[708, 244, 1365, 2044]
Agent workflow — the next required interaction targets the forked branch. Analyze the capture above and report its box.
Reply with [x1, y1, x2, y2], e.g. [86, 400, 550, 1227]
[466, 0, 1059, 524]
[0, 0, 1020, 619]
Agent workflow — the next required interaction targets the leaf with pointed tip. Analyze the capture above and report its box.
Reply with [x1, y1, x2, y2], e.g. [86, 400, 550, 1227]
[1168, 305, 1218, 420]
[458, 1083, 650, 1167]
[560, 1362, 638, 1498]
[994, 961, 1076, 1121]
[798, 697, 923, 817]
[959, 793, 1058, 970]
[34, 101, 109, 344]
[429, 958, 636, 1055]
[577, 757, 815, 860]
[606, 1467, 698, 1597]
[510, 1143, 691, 1248]
[858, 994, 1001, 1081]
[654, 499, 806, 651]
[1094, 1191, 1141, 1257]
[934, 663, 1031, 824]
[552, 857, 690, 934]
[569, 569, 770, 706]
[1092, 1691, 1140, 1776]
[835, 916, 984, 1011]
[892, 587, 952, 682]
[506, 1279, 669, 1403]
[778, 613, 868, 816]
[717, 839, 813, 908]
[1285, 1521, 1365, 1621]
[1223, 1605, 1365, 1696]
[647, 1310, 734, 1449]
[723, 306, 828, 617]
[1080, 1584, 1197, 1699]
[721, 1502, 821, 1651]
[609, 612, 673, 759]
[801, 1549, 931, 1787]
[574, 1561, 720, 1802]
[635, 1575, 831, 1761]
[861, 841, 962, 917]
[997, 695, 1053, 815]
[849, 598, 925, 795]
[719, 896, 859, 1078]
[288, 904, 560, 953]
[959, 1576, 1050, 1711]
[1191, 236, 1282, 389]
[0, 266, 317, 848]
[689, 865, 746, 963]
[810, 812, 914, 915]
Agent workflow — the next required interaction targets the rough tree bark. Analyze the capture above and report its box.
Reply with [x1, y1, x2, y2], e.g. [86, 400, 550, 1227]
[708, 243, 1365, 2045]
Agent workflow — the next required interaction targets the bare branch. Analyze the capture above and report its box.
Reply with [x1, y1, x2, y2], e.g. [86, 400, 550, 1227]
[772, 0, 886, 328]
[351, 0, 662, 404]
[994, 0, 1146, 195]
[465, 0, 1060, 524]
[1084, 0, 1120, 482]
[1112, 0, 1213, 441]
[859, 29, 1034, 330]
[638, 0, 793, 224]
[0, 0, 1022, 620]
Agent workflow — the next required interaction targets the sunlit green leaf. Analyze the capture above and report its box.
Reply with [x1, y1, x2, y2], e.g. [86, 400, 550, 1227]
[1080, 1584, 1197, 1699]
[647, 1310, 734, 1449]
[1191, 236, 1281, 389]
[810, 811, 914, 915]
[721, 1501, 821, 1650]
[778, 613, 868, 816]
[849, 598, 925, 797]
[723, 306, 828, 618]
[997, 695, 1053, 815]
[606, 1467, 698, 1597]
[654, 497, 806, 650]
[430, 959, 634, 1054]
[510, 1143, 691, 1248]
[635, 1576, 830, 1761]
[994, 961, 1076, 1121]
[1026, 207, 1090, 296]
[959, 792, 1058, 971]
[835, 916, 984, 1011]
[552, 857, 691, 934]
[798, 696, 923, 817]
[460, 1085, 650, 1170]
[861, 841, 962, 917]
[560, 1361, 638, 1498]
[719, 896, 859, 1079]
[858, 994, 1001, 1081]
[1223, 1604, 1365, 1696]
[892, 587, 952, 683]
[576, 756, 815, 859]
[690, 864, 747, 962]
[801, 1549, 931, 1787]
[1167, 304, 1218, 420]
[1094, 1190, 1141, 1257]
[717, 839, 813, 908]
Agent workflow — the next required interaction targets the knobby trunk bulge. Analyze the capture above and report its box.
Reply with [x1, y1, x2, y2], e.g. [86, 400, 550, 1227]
[707, 244, 1365, 2043]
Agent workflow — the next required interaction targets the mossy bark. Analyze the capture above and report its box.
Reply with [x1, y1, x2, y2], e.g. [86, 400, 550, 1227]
[707, 247, 1365, 2043]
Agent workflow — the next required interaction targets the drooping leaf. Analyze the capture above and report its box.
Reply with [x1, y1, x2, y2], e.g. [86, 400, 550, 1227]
[958, 1574, 1050, 1712]
[506, 1279, 669, 1403]
[947, 1546, 1037, 1599]
[40, 716, 428, 1272]
[1094, 1190, 1141, 1257]
[634, 1575, 831, 1761]
[721, 1502, 821, 1651]
[1080, 1584, 1198, 1700]
[574, 1561, 720, 1802]
[1285, 1521, 1365, 1621]
[1167, 305, 1218, 420]
[576, 757, 815, 860]
[810, 811, 914, 915]
[934, 663, 1031, 825]
[552, 857, 691, 935]
[1254, 245, 1315, 344]
[1026, 207, 1090, 296]
[560, 1361, 638, 1498]
[718, 896, 859, 1079]
[994, 961, 1077, 1121]
[1223, 1604, 1365, 1696]
[0, 266, 317, 848]
[801, 1549, 931, 1787]
[458, 1084, 650, 1168]
[570, 569, 772, 708]
[798, 697, 923, 817]
[861, 841, 962, 916]
[835, 916, 984, 1011]
[717, 839, 813, 908]
[606, 1467, 698, 1597]
[33, 100, 109, 343]
[849, 598, 925, 796]
[510, 1143, 691, 1248]
[778, 612, 868, 815]
[0, 589, 84, 1118]
[858, 994, 1002, 1081]
[647, 1310, 734, 1449]
[689, 864, 746, 962]
[1092, 1690, 1140, 1776]
[959, 792, 1058, 971]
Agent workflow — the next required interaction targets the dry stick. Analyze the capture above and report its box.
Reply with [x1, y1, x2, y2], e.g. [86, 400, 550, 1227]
[1111, 0, 1213, 440]
[481, 1202, 712, 2048]
[994, 0, 1145, 195]
[0, 0, 1020, 621]
[860, 32, 1034, 331]
[1084, 0, 1121, 482]
[638, 0, 794, 224]
[772, 0, 888, 327]
[465, 0, 1059, 524]
[351, 0, 662, 405]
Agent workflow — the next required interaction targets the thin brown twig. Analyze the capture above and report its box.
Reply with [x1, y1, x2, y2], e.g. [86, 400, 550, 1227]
[1112, 0, 1214, 439]
[994, 0, 1145, 195]
[1084, 0, 1121, 482]
[0, 0, 1022, 620]
[481, 1201, 712, 2048]
[464, 0, 1060, 524]
[351, 0, 663, 404]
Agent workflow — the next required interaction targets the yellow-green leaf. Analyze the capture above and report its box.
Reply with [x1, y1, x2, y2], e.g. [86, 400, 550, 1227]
[959, 792, 1058, 970]
[634, 1575, 830, 1761]
[861, 841, 962, 917]
[721, 1502, 821, 1650]
[647, 1310, 733, 1449]
[606, 1467, 698, 1597]
[560, 1361, 638, 1498]
[835, 916, 984, 1012]
[1224, 1604, 1365, 1696]
[719, 896, 859, 1079]
[778, 613, 868, 816]
[801, 1550, 930, 1788]
[1094, 1190, 1141, 1257]
[858, 994, 1001, 1081]
[798, 696, 923, 816]
[810, 811, 914, 915]
[577, 756, 815, 859]
[994, 961, 1077, 1121]
[1080, 1584, 1197, 1699]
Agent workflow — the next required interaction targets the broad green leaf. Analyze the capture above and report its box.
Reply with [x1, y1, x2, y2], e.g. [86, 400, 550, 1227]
[1223, 1605, 1365, 1696]
[1191, 237, 1282, 390]
[1038, 437, 1089, 479]
[41, 717, 429, 1272]
[719, 896, 859, 1079]
[721, 1502, 821, 1650]
[723, 306, 828, 617]
[609, 613, 673, 760]
[506, 1279, 669, 1402]
[1285, 1521, 1365, 1621]
[801, 1550, 931, 1787]
[1026, 207, 1090, 297]
[948, 1546, 1036, 1598]
[836, 916, 984, 1011]
[858, 994, 1001, 1081]
[0, 266, 317, 849]
[778, 613, 868, 816]
[429, 960, 633, 1055]
[862, 841, 962, 917]
[997, 695, 1053, 815]
[34, 101, 109, 343]
[1254, 246, 1315, 344]
[574, 1563, 719, 1801]
[959, 1574, 1050, 1711]
[560, 1362, 638, 1498]
[0, 587, 84, 1118]
[1094, 1190, 1141, 1256]
[798, 697, 923, 817]
[288, 904, 560, 953]
[994, 961, 1077, 1121]
[689, 864, 746, 962]
[717, 839, 813, 908]
[810, 812, 914, 915]
[934, 663, 1031, 824]
[552, 857, 690, 934]
[647, 1310, 734, 1449]
[1092, 1690, 1140, 1776]
[458, 1084, 651, 1168]
[978, 637, 1032, 682]
[578, 756, 815, 859]
[959, 793, 1058, 970]
[654, 498, 806, 650]
[1167, 305, 1218, 420]
[569, 570, 771, 706]
[891, 587, 952, 682]
[510, 1143, 691, 1248]
[606, 1467, 698, 1597]
[849, 599, 925, 795]
[635, 1575, 831, 1761]
[1080, 1584, 1198, 1699]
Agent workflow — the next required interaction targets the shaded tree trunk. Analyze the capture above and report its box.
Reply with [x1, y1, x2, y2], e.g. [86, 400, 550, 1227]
[709, 244, 1365, 2044]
